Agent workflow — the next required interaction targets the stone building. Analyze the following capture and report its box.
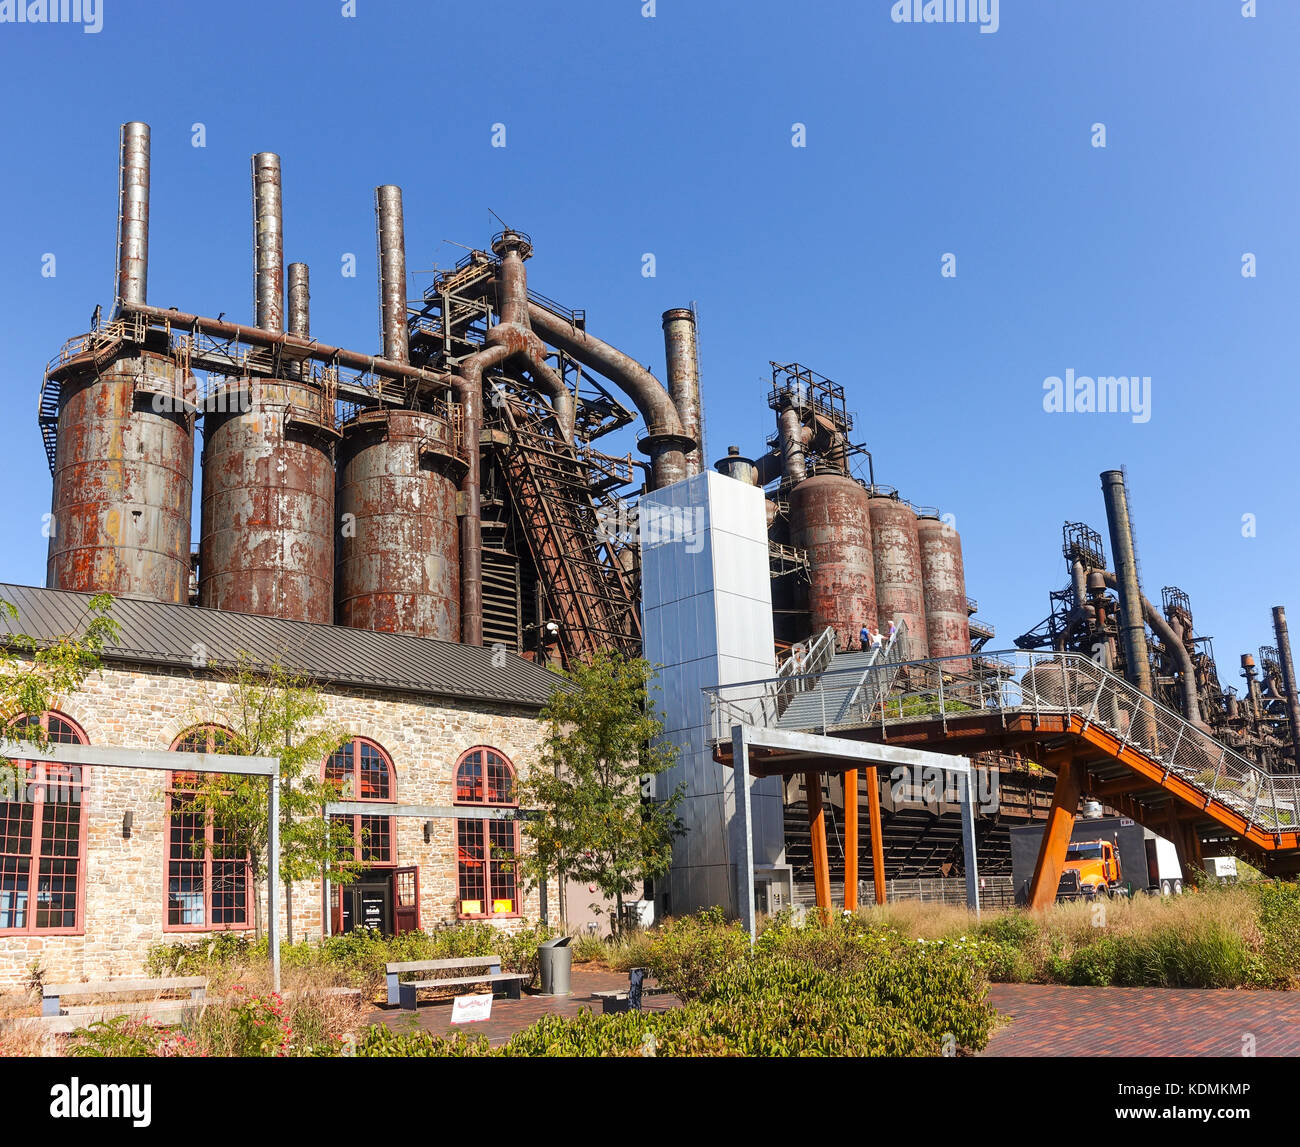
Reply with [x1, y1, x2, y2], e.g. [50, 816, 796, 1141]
[0, 583, 565, 987]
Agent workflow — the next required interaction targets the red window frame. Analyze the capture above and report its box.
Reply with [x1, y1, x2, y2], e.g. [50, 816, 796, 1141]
[0, 712, 89, 936]
[454, 747, 519, 920]
[324, 738, 398, 929]
[164, 726, 253, 933]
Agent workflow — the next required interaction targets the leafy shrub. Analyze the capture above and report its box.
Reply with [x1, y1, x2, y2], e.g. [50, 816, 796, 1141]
[1249, 880, 1300, 987]
[647, 910, 749, 1002]
[570, 933, 609, 964]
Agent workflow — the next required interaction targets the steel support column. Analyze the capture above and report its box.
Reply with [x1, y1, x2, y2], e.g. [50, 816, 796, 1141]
[806, 769, 832, 916]
[1027, 753, 1083, 910]
[843, 768, 859, 911]
[866, 764, 887, 905]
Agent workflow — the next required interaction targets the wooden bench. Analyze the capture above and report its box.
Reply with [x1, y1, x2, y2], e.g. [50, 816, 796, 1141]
[43, 976, 208, 1018]
[385, 956, 530, 1010]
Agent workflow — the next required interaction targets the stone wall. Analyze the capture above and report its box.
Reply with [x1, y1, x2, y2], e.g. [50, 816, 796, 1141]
[0, 660, 558, 986]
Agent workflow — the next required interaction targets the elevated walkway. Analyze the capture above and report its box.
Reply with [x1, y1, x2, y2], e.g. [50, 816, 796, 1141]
[709, 649, 1300, 903]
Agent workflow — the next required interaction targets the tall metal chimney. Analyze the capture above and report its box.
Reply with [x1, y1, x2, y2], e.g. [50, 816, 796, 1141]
[1100, 469, 1154, 697]
[375, 185, 408, 363]
[287, 262, 310, 337]
[252, 152, 284, 332]
[1272, 606, 1300, 769]
[662, 308, 702, 477]
[114, 121, 150, 314]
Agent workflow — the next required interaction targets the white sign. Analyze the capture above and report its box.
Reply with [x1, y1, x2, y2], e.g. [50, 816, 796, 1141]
[450, 993, 493, 1024]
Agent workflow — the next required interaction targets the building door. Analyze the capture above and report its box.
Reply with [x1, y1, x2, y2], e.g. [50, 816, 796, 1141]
[339, 878, 393, 935]
[393, 866, 419, 935]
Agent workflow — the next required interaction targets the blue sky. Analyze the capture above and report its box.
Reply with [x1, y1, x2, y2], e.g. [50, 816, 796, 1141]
[0, 0, 1294, 683]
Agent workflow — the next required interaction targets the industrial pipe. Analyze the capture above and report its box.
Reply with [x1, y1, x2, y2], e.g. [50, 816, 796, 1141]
[287, 263, 310, 337]
[662, 308, 703, 477]
[114, 122, 150, 315]
[526, 301, 690, 488]
[118, 303, 449, 387]
[252, 152, 284, 332]
[486, 232, 573, 439]
[777, 406, 807, 485]
[1272, 606, 1300, 767]
[1098, 570, 1207, 730]
[375, 185, 409, 364]
[1100, 470, 1154, 698]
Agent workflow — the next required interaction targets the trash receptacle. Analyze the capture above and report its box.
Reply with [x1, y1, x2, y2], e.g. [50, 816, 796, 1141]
[538, 936, 573, 996]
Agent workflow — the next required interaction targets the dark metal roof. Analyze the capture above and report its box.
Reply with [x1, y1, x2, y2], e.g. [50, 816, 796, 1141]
[0, 583, 567, 710]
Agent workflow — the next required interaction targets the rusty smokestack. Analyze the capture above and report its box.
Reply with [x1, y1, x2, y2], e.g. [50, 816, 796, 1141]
[1272, 606, 1300, 768]
[252, 152, 284, 332]
[375, 185, 408, 363]
[114, 121, 150, 314]
[287, 262, 310, 337]
[662, 308, 702, 477]
[1100, 469, 1154, 697]
[778, 405, 807, 485]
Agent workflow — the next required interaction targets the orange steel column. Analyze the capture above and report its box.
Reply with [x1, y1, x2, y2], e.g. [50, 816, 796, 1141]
[806, 771, 832, 915]
[844, 769, 859, 911]
[1027, 753, 1083, 910]
[866, 764, 887, 905]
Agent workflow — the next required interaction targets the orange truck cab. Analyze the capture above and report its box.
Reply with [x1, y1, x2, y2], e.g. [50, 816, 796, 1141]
[1056, 838, 1124, 900]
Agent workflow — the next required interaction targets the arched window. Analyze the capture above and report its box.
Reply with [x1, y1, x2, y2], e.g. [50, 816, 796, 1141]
[454, 747, 518, 918]
[166, 726, 250, 931]
[325, 739, 396, 866]
[0, 712, 88, 934]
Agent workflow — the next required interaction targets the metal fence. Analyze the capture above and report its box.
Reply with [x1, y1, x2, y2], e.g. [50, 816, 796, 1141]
[794, 876, 1016, 910]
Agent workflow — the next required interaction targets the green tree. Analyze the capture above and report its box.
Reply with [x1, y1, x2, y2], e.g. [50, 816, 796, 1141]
[517, 650, 683, 935]
[0, 593, 117, 791]
[181, 658, 360, 939]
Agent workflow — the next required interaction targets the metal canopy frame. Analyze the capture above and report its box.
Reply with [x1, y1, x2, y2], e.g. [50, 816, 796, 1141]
[0, 738, 283, 989]
[727, 723, 979, 939]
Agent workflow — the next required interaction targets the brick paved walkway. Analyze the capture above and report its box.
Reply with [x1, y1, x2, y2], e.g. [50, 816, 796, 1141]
[363, 968, 679, 1046]
[365, 970, 1300, 1056]
[983, 984, 1300, 1057]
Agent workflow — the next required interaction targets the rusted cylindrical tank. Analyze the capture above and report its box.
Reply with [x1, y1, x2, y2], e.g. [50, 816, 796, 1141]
[199, 378, 335, 622]
[868, 493, 928, 658]
[335, 408, 462, 640]
[789, 475, 876, 650]
[47, 350, 195, 603]
[715, 446, 758, 486]
[917, 514, 970, 662]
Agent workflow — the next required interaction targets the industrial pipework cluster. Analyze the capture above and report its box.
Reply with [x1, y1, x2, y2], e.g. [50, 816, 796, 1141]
[40, 123, 709, 665]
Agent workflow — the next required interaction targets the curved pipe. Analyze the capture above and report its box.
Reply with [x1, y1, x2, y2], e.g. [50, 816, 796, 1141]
[483, 237, 574, 438]
[526, 302, 689, 488]
[1099, 570, 1207, 730]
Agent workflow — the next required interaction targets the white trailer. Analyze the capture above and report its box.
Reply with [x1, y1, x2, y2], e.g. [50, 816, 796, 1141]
[1143, 832, 1183, 895]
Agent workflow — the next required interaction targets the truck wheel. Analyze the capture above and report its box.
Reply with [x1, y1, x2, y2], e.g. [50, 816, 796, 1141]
[1094, 885, 1109, 899]
[1173, 879, 1183, 895]
[1160, 878, 1172, 896]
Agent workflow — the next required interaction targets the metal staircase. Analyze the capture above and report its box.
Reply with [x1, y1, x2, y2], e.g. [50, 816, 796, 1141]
[492, 394, 641, 664]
